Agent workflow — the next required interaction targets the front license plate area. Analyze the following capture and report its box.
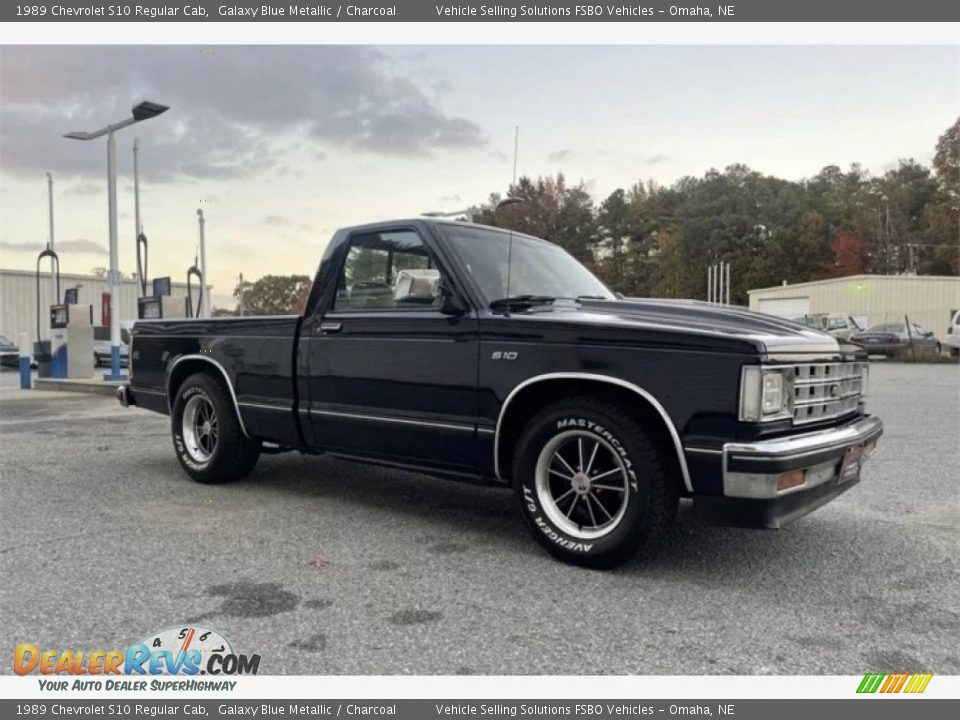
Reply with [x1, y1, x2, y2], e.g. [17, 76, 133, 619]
[838, 445, 864, 484]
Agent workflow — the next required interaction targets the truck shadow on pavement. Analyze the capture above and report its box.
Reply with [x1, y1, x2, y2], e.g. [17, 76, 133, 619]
[243, 452, 893, 582]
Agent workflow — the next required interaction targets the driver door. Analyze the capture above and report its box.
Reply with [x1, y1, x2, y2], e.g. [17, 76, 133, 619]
[303, 227, 480, 471]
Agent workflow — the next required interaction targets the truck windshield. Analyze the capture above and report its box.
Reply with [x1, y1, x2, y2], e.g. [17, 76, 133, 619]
[437, 223, 614, 307]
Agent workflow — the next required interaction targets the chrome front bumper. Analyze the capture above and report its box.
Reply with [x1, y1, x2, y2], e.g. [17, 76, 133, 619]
[724, 414, 883, 480]
[693, 415, 883, 529]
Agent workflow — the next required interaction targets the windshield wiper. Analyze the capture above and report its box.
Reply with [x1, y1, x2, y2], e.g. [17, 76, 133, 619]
[488, 295, 557, 311]
[576, 295, 607, 301]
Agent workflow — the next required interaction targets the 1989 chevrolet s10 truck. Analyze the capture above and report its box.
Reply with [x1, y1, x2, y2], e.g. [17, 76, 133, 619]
[119, 219, 883, 567]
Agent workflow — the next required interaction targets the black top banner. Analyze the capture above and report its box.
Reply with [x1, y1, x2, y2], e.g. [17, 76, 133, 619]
[6, 0, 960, 22]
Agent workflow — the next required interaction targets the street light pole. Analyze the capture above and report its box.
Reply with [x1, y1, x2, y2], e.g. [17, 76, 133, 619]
[64, 101, 168, 382]
[133, 137, 143, 298]
[133, 138, 142, 239]
[106, 128, 122, 375]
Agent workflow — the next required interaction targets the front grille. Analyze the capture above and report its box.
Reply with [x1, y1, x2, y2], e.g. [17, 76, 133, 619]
[792, 362, 865, 425]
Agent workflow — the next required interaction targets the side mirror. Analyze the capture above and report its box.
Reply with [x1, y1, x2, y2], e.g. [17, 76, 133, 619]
[615, 292, 625, 300]
[439, 279, 468, 316]
[925, 331, 935, 337]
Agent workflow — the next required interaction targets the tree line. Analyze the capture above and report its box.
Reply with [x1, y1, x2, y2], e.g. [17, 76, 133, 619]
[473, 116, 958, 304]
[223, 116, 958, 315]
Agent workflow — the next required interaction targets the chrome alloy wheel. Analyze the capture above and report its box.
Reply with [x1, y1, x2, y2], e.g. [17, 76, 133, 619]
[534, 430, 630, 540]
[182, 394, 219, 463]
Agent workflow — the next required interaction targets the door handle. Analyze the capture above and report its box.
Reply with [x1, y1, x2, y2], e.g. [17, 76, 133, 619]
[319, 322, 342, 334]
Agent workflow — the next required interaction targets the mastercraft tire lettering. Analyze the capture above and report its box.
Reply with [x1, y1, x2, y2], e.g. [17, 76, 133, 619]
[512, 397, 678, 568]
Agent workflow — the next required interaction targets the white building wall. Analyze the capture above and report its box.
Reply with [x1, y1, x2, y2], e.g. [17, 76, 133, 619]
[0, 269, 194, 346]
[748, 275, 960, 337]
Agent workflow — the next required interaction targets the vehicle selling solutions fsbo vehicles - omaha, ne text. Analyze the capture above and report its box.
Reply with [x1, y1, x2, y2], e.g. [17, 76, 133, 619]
[118, 220, 883, 567]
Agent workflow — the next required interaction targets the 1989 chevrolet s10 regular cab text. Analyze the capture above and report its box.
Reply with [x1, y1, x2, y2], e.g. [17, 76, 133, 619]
[118, 219, 883, 567]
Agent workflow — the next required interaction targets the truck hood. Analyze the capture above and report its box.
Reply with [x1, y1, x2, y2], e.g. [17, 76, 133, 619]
[567, 298, 842, 357]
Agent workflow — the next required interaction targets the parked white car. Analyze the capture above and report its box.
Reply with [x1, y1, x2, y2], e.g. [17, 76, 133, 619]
[946, 310, 960, 358]
[93, 326, 131, 367]
[787, 313, 862, 341]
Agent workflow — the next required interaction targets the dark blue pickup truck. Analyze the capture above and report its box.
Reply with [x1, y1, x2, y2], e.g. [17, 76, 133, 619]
[119, 219, 883, 567]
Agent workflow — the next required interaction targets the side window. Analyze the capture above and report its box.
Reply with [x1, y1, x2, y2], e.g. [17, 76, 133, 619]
[334, 230, 442, 311]
[828, 317, 845, 330]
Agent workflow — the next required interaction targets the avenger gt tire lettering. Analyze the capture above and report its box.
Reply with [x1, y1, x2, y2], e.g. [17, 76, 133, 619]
[512, 396, 678, 568]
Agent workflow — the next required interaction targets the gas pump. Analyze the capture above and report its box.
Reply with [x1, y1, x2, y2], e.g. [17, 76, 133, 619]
[49, 298, 94, 378]
[35, 247, 95, 378]
[131, 138, 189, 320]
[137, 276, 188, 319]
[33, 247, 59, 378]
[186, 263, 203, 318]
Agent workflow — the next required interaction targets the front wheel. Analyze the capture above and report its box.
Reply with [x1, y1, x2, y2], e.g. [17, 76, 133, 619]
[512, 397, 678, 569]
[171, 372, 260, 483]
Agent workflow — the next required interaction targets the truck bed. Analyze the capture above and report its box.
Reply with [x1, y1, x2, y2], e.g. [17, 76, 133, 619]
[130, 315, 303, 446]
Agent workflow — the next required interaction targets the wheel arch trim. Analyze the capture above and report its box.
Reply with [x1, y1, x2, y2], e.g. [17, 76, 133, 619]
[494, 372, 693, 493]
[166, 354, 250, 438]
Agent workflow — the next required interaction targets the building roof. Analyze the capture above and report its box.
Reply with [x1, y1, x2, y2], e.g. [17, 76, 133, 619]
[748, 274, 960, 295]
[0, 267, 192, 287]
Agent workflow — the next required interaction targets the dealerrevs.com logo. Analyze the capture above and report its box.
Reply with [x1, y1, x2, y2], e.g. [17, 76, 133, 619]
[14, 626, 260, 677]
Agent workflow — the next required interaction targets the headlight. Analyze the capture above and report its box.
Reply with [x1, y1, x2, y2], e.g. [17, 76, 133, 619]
[739, 366, 793, 422]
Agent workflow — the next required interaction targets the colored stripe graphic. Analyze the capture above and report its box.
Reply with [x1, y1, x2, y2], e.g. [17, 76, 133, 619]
[857, 673, 886, 693]
[857, 673, 933, 694]
[913, 674, 933, 693]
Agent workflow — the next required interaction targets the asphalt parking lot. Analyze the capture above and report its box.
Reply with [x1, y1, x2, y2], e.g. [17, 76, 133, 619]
[1, 362, 957, 675]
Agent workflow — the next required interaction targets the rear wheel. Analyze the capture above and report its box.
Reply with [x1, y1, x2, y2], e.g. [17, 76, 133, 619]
[171, 372, 260, 483]
[512, 397, 678, 569]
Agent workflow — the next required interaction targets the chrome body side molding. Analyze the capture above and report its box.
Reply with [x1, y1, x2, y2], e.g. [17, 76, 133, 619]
[493, 372, 694, 493]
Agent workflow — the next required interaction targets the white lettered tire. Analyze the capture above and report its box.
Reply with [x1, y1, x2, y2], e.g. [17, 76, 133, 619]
[171, 372, 261, 484]
[512, 397, 678, 568]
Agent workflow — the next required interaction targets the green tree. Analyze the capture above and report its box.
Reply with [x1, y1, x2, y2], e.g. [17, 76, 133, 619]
[463, 121, 957, 303]
[234, 274, 312, 316]
[933, 116, 959, 193]
[473, 173, 599, 263]
[922, 116, 960, 274]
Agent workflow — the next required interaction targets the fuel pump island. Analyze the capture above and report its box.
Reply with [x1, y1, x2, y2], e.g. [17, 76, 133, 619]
[23, 101, 215, 388]
[33, 247, 95, 380]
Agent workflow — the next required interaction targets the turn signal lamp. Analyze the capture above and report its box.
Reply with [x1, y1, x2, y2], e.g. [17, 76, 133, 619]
[776, 470, 806, 492]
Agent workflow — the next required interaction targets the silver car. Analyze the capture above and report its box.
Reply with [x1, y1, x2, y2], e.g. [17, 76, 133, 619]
[850, 322, 941, 357]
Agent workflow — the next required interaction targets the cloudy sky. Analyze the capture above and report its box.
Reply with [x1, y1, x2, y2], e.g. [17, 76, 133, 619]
[1, 45, 957, 308]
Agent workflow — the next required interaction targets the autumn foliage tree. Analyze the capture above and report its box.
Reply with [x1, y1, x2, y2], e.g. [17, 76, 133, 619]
[830, 232, 867, 277]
